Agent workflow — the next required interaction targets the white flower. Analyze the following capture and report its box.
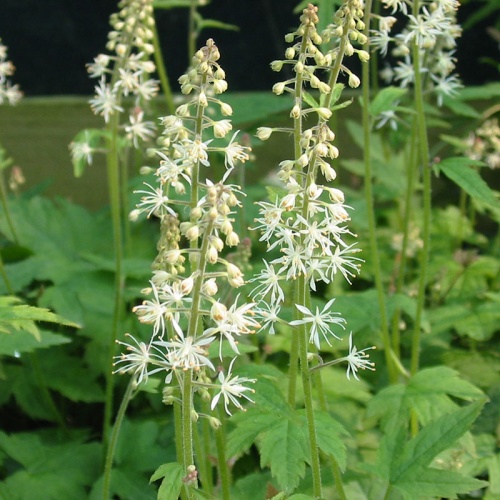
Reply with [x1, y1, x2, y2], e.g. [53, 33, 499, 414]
[135, 182, 176, 218]
[125, 109, 156, 147]
[249, 261, 285, 303]
[205, 297, 259, 357]
[254, 303, 282, 335]
[277, 244, 310, 280]
[430, 73, 462, 107]
[224, 131, 250, 168]
[132, 282, 167, 337]
[155, 322, 215, 372]
[290, 298, 346, 349]
[115, 67, 141, 96]
[69, 131, 94, 165]
[90, 77, 124, 122]
[326, 244, 363, 284]
[114, 334, 168, 384]
[210, 358, 256, 415]
[135, 77, 159, 101]
[345, 332, 376, 380]
[253, 199, 286, 243]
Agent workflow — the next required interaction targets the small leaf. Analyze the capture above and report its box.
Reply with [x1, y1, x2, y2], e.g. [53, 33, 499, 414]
[259, 418, 309, 491]
[151, 462, 184, 500]
[310, 411, 348, 471]
[442, 95, 480, 118]
[198, 18, 239, 32]
[153, 0, 201, 9]
[395, 466, 488, 499]
[302, 91, 319, 109]
[437, 157, 497, 208]
[0, 328, 71, 356]
[369, 87, 408, 116]
[393, 400, 486, 480]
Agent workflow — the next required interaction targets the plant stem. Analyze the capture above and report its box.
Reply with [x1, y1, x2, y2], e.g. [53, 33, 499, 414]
[103, 110, 125, 448]
[215, 406, 231, 500]
[0, 164, 19, 245]
[181, 370, 194, 499]
[102, 376, 137, 500]
[391, 123, 418, 360]
[410, 1, 431, 378]
[313, 370, 346, 500]
[361, 0, 397, 383]
[188, 0, 198, 63]
[296, 276, 322, 498]
[151, 12, 175, 115]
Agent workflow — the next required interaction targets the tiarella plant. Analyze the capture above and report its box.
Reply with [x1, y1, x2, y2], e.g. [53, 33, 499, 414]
[252, 3, 375, 496]
[111, 38, 256, 499]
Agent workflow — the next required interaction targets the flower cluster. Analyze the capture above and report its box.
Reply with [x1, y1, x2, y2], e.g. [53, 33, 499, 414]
[464, 119, 500, 170]
[0, 38, 22, 106]
[251, 3, 373, 377]
[116, 39, 256, 416]
[70, 0, 159, 169]
[88, 0, 159, 120]
[372, 0, 462, 107]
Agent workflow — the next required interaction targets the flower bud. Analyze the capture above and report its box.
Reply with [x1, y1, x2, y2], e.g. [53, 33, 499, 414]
[203, 278, 218, 296]
[213, 79, 228, 94]
[207, 246, 219, 264]
[270, 60, 283, 71]
[357, 50, 370, 63]
[256, 127, 273, 141]
[290, 104, 301, 119]
[208, 416, 222, 430]
[185, 225, 200, 241]
[226, 231, 240, 247]
[181, 277, 194, 294]
[211, 302, 227, 321]
[273, 82, 286, 95]
[317, 107, 332, 120]
[220, 102, 233, 116]
[348, 73, 361, 88]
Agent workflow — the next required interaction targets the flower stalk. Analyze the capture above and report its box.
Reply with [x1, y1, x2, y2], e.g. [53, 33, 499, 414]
[252, 2, 374, 495]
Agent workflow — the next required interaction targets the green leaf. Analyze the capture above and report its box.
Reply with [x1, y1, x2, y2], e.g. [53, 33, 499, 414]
[368, 367, 484, 429]
[153, 0, 206, 8]
[259, 418, 309, 491]
[329, 83, 345, 106]
[0, 328, 71, 356]
[457, 83, 500, 101]
[198, 18, 239, 32]
[150, 462, 184, 500]
[391, 401, 488, 498]
[0, 296, 80, 341]
[395, 467, 488, 499]
[231, 471, 272, 500]
[0, 431, 101, 500]
[302, 91, 319, 109]
[437, 157, 498, 208]
[369, 87, 408, 116]
[37, 349, 105, 403]
[223, 92, 292, 127]
[227, 374, 291, 457]
[442, 95, 480, 118]
[394, 400, 486, 478]
[310, 410, 348, 471]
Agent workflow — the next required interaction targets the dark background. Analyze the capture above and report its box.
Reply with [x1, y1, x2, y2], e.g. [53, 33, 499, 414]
[0, 0, 498, 96]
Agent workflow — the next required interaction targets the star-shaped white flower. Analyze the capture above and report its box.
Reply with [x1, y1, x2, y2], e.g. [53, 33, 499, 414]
[290, 298, 346, 349]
